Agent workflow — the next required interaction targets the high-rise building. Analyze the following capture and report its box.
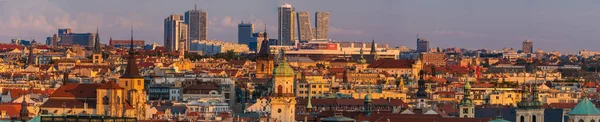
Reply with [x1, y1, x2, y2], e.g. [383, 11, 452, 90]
[238, 22, 254, 45]
[315, 12, 330, 40]
[164, 14, 187, 52]
[278, 3, 297, 46]
[58, 32, 95, 47]
[249, 32, 268, 52]
[522, 39, 533, 53]
[417, 37, 429, 53]
[185, 6, 208, 41]
[297, 11, 313, 41]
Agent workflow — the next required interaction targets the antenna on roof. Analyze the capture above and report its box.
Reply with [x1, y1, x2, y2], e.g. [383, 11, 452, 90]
[194, 4, 197, 10]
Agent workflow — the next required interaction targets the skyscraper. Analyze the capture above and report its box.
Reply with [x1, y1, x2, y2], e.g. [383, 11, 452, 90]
[315, 12, 330, 40]
[297, 11, 313, 41]
[164, 14, 187, 52]
[185, 5, 208, 41]
[417, 37, 429, 53]
[238, 22, 254, 45]
[278, 3, 297, 46]
[522, 39, 533, 53]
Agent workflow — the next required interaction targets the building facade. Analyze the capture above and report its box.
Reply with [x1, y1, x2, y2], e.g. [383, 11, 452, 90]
[417, 38, 429, 53]
[164, 14, 187, 52]
[237, 22, 254, 45]
[185, 7, 208, 41]
[278, 3, 297, 46]
[297, 11, 313, 41]
[522, 39, 533, 53]
[315, 12, 330, 40]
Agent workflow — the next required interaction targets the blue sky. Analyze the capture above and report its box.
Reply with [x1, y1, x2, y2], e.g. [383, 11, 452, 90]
[1, 0, 600, 53]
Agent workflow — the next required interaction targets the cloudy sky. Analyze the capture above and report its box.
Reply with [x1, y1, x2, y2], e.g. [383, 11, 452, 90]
[1, 0, 600, 53]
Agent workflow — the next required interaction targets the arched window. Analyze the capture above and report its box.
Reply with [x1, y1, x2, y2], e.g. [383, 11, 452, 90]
[532, 115, 536, 122]
[520, 116, 524, 122]
[578, 119, 584, 122]
[102, 96, 109, 105]
[464, 115, 468, 118]
[591, 120, 596, 122]
[277, 85, 283, 95]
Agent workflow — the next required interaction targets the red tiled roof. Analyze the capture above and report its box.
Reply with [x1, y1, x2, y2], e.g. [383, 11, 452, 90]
[49, 84, 101, 98]
[98, 81, 124, 89]
[228, 60, 249, 66]
[367, 59, 415, 68]
[186, 112, 200, 117]
[0, 103, 23, 117]
[1, 88, 55, 100]
[41, 99, 97, 109]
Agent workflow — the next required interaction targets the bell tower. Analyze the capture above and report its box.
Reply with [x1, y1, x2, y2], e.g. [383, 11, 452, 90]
[92, 26, 103, 64]
[269, 50, 295, 122]
[459, 76, 475, 118]
[117, 28, 146, 119]
[255, 32, 274, 78]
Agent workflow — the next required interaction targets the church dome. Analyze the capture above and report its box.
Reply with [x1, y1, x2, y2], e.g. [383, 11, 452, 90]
[364, 93, 372, 102]
[273, 60, 294, 77]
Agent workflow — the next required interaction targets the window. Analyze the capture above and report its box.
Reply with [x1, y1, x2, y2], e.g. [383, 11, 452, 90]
[496, 96, 499, 99]
[138, 80, 141, 85]
[520, 116, 524, 122]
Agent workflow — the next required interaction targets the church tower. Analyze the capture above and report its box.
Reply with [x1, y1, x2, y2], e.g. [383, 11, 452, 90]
[364, 92, 373, 116]
[96, 81, 126, 117]
[92, 27, 103, 64]
[459, 77, 475, 118]
[369, 39, 378, 61]
[269, 50, 296, 122]
[515, 83, 544, 122]
[255, 32, 274, 78]
[117, 28, 147, 119]
[415, 70, 429, 110]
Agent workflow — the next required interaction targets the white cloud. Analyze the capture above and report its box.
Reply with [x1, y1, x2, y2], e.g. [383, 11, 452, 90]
[0, 0, 144, 40]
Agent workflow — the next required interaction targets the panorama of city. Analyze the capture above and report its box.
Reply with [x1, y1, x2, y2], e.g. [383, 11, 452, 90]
[2, 1, 600, 122]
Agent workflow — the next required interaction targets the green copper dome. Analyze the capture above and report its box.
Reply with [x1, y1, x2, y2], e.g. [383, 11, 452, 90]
[569, 98, 600, 115]
[364, 93, 372, 102]
[488, 116, 510, 122]
[273, 60, 295, 77]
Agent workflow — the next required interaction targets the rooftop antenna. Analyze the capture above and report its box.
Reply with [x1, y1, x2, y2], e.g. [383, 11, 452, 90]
[194, 4, 197, 10]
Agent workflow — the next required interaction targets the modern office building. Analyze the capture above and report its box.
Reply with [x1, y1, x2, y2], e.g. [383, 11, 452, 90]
[417, 37, 429, 53]
[248, 32, 268, 52]
[109, 39, 145, 49]
[185, 6, 208, 41]
[238, 22, 254, 45]
[297, 11, 313, 41]
[278, 3, 297, 46]
[164, 14, 188, 52]
[190, 40, 249, 55]
[315, 12, 330, 40]
[522, 39, 533, 53]
[59, 33, 95, 47]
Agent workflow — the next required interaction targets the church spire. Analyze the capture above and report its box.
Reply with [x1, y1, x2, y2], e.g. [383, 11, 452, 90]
[93, 25, 101, 54]
[416, 70, 428, 98]
[121, 27, 142, 78]
[26, 43, 34, 67]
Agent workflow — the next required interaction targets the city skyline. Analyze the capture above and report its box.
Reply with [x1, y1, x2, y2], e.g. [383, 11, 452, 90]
[2, 0, 600, 53]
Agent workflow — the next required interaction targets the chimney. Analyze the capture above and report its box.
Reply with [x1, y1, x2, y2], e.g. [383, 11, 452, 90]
[1, 110, 5, 117]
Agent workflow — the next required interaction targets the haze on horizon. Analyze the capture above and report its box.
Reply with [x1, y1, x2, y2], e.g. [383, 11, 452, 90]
[0, 0, 599, 53]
